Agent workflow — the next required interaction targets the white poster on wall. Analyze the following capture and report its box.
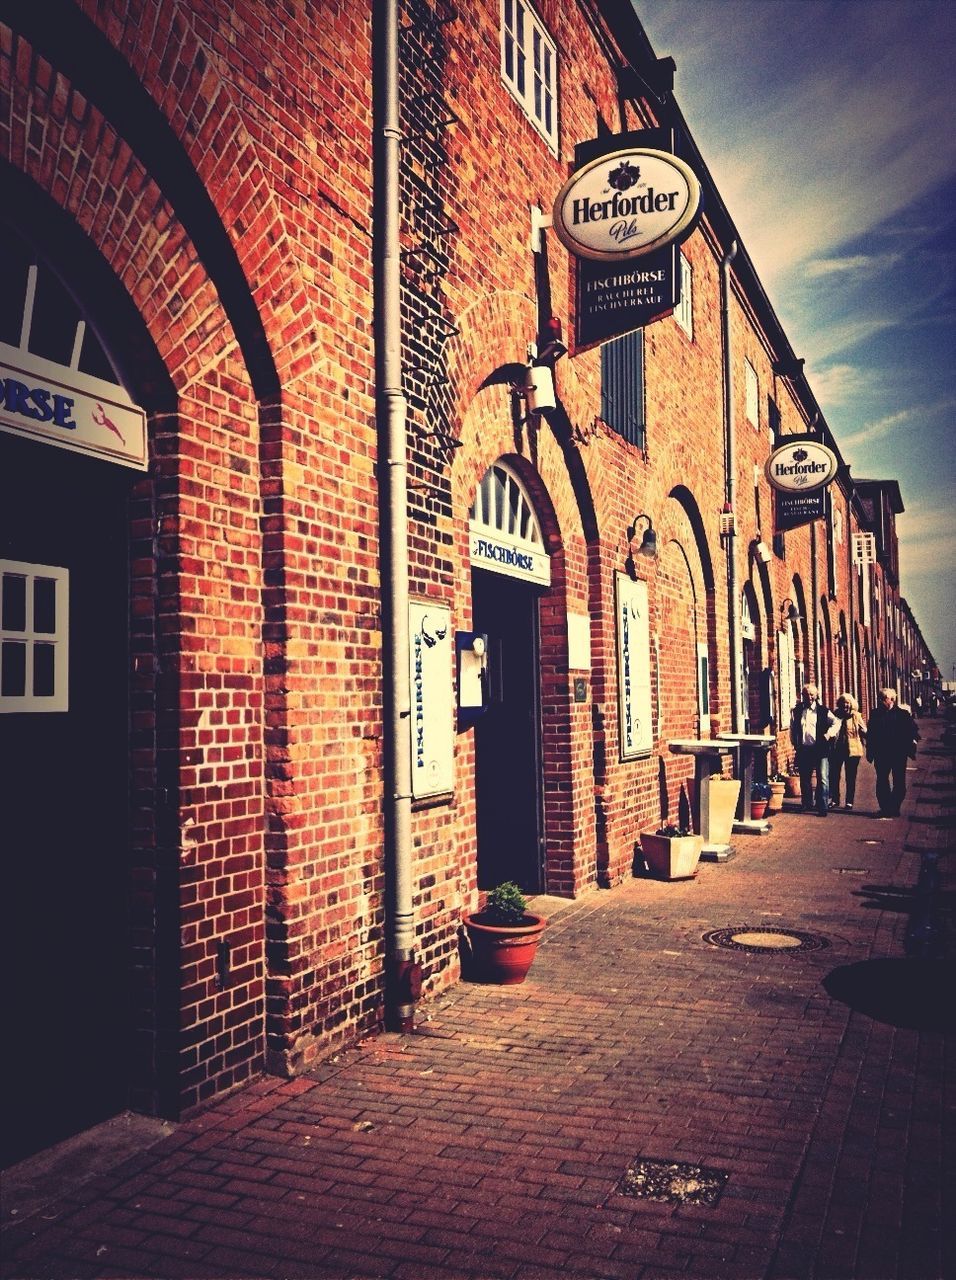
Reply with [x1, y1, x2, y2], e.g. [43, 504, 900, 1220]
[408, 601, 454, 798]
[615, 573, 653, 758]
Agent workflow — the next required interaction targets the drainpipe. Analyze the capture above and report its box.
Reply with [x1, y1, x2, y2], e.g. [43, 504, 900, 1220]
[809, 414, 821, 687]
[720, 240, 741, 733]
[374, 0, 418, 1031]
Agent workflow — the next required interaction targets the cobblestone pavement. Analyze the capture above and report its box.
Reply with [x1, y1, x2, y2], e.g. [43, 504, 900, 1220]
[2, 721, 953, 1280]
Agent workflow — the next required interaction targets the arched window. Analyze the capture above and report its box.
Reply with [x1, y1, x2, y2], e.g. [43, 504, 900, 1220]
[469, 461, 550, 584]
[0, 226, 146, 469]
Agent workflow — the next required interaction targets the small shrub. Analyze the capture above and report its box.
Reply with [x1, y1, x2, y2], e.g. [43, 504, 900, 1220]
[751, 781, 772, 801]
[483, 881, 528, 926]
[656, 822, 693, 837]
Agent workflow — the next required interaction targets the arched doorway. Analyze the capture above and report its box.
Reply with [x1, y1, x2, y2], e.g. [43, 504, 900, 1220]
[469, 463, 550, 892]
[0, 227, 145, 1164]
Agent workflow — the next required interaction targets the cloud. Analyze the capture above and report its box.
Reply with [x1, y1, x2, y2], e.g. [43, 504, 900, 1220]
[808, 363, 866, 405]
[804, 253, 902, 279]
[839, 408, 913, 449]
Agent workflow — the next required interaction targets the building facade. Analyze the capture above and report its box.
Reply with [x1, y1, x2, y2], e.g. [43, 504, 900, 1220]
[0, 0, 939, 1165]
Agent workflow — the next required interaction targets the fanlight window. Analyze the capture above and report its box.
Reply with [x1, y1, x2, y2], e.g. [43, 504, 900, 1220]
[469, 462, 550, 585]
[470, 463, 544, 548]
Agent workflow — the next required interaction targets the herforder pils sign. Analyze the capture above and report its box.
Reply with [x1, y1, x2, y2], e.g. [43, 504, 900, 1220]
[552, 148, 702, 262]
[765, 436, 839, 531]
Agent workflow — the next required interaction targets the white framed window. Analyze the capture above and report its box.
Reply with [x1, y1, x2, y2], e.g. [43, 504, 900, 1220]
[500, 0, 558, 153]
[1, 560, 69, 712]
[675, 253, 693, 338]
[745, 359, 759, 428]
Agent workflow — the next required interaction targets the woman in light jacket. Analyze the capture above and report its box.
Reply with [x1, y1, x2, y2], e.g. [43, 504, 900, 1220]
[830, 692, 867, 810]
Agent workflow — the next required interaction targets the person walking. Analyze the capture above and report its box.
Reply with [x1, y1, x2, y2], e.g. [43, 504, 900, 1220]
[866, 687, 920, 818]
[830, 692, 867, 810]
[789, 683, 839, 816]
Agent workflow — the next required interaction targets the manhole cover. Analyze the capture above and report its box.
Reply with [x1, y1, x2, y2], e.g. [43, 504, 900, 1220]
[614, 1157, 728, 1206]
[703, 926, 830, 953]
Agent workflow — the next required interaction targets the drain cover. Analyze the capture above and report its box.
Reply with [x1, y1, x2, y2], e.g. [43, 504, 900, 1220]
[703, 926, 830, 953]
[614, 1157, 728, 1206]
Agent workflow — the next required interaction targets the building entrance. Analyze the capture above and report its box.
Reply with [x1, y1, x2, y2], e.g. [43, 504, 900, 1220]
[1, 434, 130, 1167]
[471, 568, 543, 893]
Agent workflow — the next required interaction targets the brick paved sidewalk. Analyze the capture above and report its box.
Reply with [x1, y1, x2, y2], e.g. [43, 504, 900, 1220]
[3, 722, 953, 1280]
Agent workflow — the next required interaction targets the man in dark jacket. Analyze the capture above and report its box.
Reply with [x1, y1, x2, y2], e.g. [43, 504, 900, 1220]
[789, 683, 839, 816]
[867, 687, 919, 818]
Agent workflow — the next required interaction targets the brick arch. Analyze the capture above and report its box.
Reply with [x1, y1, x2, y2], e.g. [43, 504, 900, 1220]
[3, 43, 248, 399]
[448, 290, 600, 572]
[5, 0, 337, 398]
[445, 291, 540, 412]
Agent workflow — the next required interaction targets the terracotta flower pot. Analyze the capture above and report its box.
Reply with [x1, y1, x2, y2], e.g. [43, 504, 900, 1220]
[639, 831, 704, 880]
[461, 911, 547, 984]
[785, 776, 801, 798]
[767, 781, 786, 813]
[750, 799, 769, 820]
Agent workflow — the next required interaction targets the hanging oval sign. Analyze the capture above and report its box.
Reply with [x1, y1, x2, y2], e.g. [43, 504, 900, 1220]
[765, 439, 839, 492]
[552, 148, 703, 261]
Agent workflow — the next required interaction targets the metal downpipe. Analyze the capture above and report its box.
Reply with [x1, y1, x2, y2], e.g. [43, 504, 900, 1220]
[373, 0, 417, 1031]
[720, 240, 741, 733]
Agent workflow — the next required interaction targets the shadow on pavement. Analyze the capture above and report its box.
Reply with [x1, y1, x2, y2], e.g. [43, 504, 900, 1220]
[823, 957, 956, 1032]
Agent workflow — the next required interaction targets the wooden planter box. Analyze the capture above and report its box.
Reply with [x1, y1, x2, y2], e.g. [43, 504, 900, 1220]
[640, 831, 705, 881]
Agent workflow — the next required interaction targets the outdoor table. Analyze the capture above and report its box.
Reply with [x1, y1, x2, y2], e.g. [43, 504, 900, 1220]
[668, 739, 739, 860]
[717, 732, 776, 835]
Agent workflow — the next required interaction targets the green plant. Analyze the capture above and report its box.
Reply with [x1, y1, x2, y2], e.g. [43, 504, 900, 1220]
[751, 781, 772, 801]
[768, 771, 788, 783]
[656, 822, 693, 837]
[482, 881, 528, 926]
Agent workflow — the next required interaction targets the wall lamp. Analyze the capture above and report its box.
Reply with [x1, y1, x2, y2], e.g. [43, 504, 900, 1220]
[626, 514, 658, 570]
[753, 537, 773, 565]
[780, 598, 801, 623]
[511, 340, 559, 419]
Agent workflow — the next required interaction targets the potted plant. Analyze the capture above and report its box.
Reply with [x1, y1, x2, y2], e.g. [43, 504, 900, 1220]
[767, 772, 788, 813]
[639, 822, 704, 881]
[783, 759, 802, 798]
[750, 781, 772, 820]
[461, 882, 547, 985]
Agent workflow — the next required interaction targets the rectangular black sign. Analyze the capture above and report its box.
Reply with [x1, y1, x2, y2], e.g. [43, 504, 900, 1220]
[775, 487, 826, 531]
[575, 247, 677, 351]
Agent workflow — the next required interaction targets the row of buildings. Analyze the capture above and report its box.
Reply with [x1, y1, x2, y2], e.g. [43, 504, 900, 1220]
[0, 0, 940, 1165]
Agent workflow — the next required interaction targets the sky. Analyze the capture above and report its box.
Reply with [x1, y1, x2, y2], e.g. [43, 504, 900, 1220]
[634, 0, 956, 685]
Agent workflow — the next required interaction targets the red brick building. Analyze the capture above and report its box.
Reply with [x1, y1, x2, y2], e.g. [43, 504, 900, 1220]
[0, 0, 938, 1164]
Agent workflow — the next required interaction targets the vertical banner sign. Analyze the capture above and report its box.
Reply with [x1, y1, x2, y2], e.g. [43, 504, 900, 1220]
[615, 573, 653, 758]
[764, 435, 839, 532]
[552, 128, 703, 351]
[408, 601, 454, 798]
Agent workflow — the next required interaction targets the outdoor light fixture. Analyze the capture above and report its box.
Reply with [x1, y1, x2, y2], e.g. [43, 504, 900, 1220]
[523, 363, 557, 416]
[511, 340, 559, 419]
[753, 538, 773, 564]
[627, 513, 658, 563]
[780, 598, 801, 623]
